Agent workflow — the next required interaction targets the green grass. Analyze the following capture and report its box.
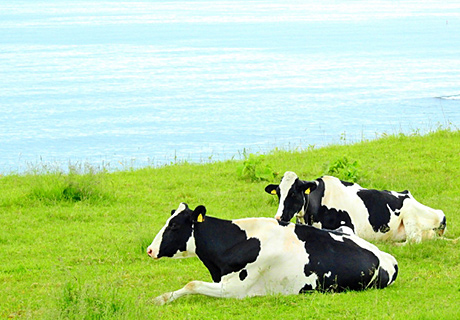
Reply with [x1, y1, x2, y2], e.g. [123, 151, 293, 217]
[1, 129, 459, 319]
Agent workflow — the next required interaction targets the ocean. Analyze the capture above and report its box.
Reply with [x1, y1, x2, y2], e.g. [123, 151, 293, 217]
[1, 0, 459, 173]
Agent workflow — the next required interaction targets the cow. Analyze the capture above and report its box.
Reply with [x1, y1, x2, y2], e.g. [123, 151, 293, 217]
[147, 202, 398, 305]
[265, 172, 447, 243]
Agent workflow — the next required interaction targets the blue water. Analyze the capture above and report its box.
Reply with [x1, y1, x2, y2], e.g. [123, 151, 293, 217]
[1, 0, 459, 173]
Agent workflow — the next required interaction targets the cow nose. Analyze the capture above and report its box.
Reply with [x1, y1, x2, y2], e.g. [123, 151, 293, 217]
[147, 246, 160, 259]
[275, 216, 281, 221]
[440, 216, 447, 229]
[147, 247, 153, 257]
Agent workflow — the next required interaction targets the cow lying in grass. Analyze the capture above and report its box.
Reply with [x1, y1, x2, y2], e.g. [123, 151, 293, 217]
[147, 203, 398, 305]
[265, 172, 447, 243]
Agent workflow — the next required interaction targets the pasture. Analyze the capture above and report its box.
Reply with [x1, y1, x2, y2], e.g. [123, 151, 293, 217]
[1, 129, 459, 319]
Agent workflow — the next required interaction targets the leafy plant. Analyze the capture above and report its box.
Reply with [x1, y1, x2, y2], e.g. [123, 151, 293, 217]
[237, 153, 278, 182]
[324, 156, 360, 182]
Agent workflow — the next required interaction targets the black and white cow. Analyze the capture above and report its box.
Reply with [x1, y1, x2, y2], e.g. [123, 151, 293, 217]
[265, 172, 447, 243]
[147, 203, 398, 304]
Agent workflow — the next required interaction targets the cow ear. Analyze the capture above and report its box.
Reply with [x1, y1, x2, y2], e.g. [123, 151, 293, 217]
[192, 205, 207, 223]
[265, 184, 279, 195]
[301, 181, 317, 195]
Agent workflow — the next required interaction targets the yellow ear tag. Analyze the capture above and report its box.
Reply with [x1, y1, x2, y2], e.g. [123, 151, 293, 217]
[271, 190, 277, 195]
[197, 214, 204, 223]
[305, 188, 311, 195]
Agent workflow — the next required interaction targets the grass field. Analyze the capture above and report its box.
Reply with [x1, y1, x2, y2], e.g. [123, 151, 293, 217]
[1, 129, 459, 319]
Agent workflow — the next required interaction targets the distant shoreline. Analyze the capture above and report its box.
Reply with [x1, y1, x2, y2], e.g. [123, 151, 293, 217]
[2, 126, 458, 177]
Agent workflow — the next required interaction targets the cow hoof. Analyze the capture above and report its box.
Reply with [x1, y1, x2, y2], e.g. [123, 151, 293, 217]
[153, 292, 172, 306]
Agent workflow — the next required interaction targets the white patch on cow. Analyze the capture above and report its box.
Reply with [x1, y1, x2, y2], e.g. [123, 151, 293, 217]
[390, 190, 407, 198]
[178, 236, 197, 259]
[335, 226, 354, 236]
[312, 221, 322, 229]
[304, 273, 318, 290]
[386, 203, 401, 217]
[274, 171, 298, 220]
[175, 203, 187, 215]
[232, 218, 314, 295]
[329, 233, 344, 242]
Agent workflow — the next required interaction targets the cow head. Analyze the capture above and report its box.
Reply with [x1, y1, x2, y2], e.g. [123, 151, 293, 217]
[265, 171, 317, 223]
[432, 213, 447, 237]
[147, 203, 206, 259]
[437, 216, 447, 236]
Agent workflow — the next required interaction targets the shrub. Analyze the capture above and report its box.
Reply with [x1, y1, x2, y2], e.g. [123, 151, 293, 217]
[237, 153, 278, 182]
[324, 156, 360, 183]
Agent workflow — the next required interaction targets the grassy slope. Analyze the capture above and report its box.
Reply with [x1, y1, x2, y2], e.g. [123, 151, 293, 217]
[0, 129, 459, 319]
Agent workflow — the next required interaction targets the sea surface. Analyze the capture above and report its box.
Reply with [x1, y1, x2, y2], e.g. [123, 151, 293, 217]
[1, 0, 459, 173]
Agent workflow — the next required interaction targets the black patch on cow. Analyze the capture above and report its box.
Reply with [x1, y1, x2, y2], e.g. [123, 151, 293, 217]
[305, 178, 326, 225]
[157, 212, 194, 258]
[340, 180, 355, 187]
[306, 178, 356, 230]
[373, 263, 398, 289]
[375, 267, 390, 289]
[294, 224, 380, 292]
[357, 190, 409, 233]
[439, 216, 447, 231]
[239, 269, 248, 281]
[315, 206, 355, 231]
[194, 217, 261, 283]
[391, 264, 399, 283]
[299, 283, 314, 293]
[277, 220, 290, 227]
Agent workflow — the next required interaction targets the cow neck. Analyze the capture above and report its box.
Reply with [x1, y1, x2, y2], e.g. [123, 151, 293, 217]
[192, 216, 241, 256]
[305, 178, 325, 224]
[192, 216, 258, 283]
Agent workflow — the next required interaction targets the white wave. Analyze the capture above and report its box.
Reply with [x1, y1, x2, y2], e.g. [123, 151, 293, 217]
[439, 95, 460, 100]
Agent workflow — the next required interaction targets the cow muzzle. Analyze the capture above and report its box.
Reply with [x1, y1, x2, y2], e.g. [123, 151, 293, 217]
[147, 246, 159, 259]
[434, 216, 447, 236]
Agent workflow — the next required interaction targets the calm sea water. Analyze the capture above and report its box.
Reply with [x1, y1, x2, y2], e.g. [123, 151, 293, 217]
[1, 0, 459, 173]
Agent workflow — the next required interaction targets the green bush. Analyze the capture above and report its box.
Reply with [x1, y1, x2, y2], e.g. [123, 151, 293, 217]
[237, 153, 278, 182]
[324, 156, 360, 182]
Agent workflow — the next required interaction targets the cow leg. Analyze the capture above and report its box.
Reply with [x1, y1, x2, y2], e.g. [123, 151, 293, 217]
[399, 218, 419, 244]
[154, 280, 235, 305]
[439, 236, 460, 243]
